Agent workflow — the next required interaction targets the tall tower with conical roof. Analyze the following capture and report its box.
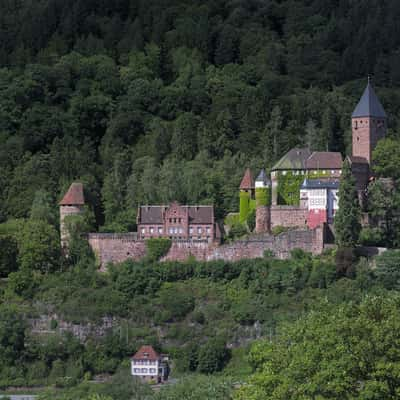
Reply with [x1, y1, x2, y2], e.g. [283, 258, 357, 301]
[352, 80, 387, 164]
[239, 168, 255, 223]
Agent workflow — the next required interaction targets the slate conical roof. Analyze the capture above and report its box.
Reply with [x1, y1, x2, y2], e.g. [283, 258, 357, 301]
[256, 169, 271, 186]
[352, 82, 386, 119]
[59, 182, 85, 205]
[240, 168, 254, 189]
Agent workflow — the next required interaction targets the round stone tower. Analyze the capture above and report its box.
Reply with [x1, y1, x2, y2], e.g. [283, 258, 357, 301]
[59, 182, 85, 250]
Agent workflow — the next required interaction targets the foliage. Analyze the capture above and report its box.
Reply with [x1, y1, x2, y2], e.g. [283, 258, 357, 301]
[197, 338, 231, 374]
[228, 223, 248, 240]
[153, 375, 232, 400]
[367, 179, 400, 247]
[146, 238, 172, 261]
[276, 172, 304, 206]
[239, 190, 251, 223]
[334, 159, 361, 248]
[224, 213, 240, 228]
[236, 295, 400, 400]
[373, 138, 400, 180]
[246, 208, 256, 232]
[255, 187, 270, 207]
[0, 305, 26, 366]
[18, 219, 60, 273]
[359, 227, 385, 247]
[271, 225, 290, 236]
[0, 235, 18, 277]
[374, 250, 400, 290]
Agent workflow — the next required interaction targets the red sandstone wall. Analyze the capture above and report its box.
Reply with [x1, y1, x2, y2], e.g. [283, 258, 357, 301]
[88, 234, 146, 271]
[256, 206, 270, 233]
[89, 227, 325, 269]
[270, 206, 308, 228]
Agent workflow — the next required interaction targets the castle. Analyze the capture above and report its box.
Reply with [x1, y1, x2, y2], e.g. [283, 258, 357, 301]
[59, 81, 386, 267]
[237, 80, 386, 234]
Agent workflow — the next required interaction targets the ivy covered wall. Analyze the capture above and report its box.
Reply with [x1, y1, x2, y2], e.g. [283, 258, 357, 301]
[277, 172, 305, 206]
[239, 190, 256, 223]
[255, 187, 271, 207]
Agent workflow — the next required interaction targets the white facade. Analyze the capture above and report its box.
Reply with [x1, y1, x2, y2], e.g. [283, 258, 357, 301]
[300, 187, 339, 220]
[131, 359, 161, 378]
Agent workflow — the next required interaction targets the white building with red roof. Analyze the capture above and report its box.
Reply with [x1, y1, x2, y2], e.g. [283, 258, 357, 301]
[131, 345, 169, 383]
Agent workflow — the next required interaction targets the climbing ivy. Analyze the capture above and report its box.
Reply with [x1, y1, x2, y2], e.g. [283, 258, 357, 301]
[239, 191, 251, 223]
[277, 172, 304, 205]
[146, 238, 172, 261]
[255, 188, 271, 207]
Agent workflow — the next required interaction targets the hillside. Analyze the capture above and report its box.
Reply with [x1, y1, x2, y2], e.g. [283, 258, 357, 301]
[2, 1, 400, 399]
[2, 0, 400, 227]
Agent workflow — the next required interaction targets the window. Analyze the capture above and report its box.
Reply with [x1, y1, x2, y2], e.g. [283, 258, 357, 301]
[197, 227, 202, 234]
[158, 227, 163, 234]
[141, 228, 146, 234]
[150, 227, 154, 234]
[150, 368, 156, 373]
[179, 218, 182, 223]
[174, 227, 178, 234]
[174, 218, 177, 223]
[134, 368, 141, 373]
[169, 227, 173, 234]
[142, 368, 148, 373]
[179, 227, 183, 234]
[189, 227, 193, 234]
[206, 227, 211, 234]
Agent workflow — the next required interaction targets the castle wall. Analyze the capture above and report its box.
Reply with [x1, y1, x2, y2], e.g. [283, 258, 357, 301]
[89, 227, 325, 269]
[270, 206, 308, 228]
[88, 234, 146, 271]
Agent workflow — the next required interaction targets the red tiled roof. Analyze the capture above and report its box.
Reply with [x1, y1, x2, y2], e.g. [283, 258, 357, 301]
[132, 346, 160, 361]
[59, 183, 85, 205]
[240, 168, 254, 189]
[306, 152, 343, 170]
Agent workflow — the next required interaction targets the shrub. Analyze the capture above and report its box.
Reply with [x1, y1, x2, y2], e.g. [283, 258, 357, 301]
[0, 235, 18, 277]
[197, 338, 230, 374]
[228, 223, 247, 239]
[146, 238, 172, 261]
[375, 250, 400, 290]
[246, 209, 256, 232]
[271, 225, 290, 236]
[359, 227, 384, 247]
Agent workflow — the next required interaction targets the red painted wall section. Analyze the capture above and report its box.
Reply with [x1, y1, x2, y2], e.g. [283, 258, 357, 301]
[307, 209, 327, 229]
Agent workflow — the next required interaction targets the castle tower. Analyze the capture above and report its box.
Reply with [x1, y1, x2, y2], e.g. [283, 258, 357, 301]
[59, 182, 85, 250]
[352, 80, 387, 164]
[255, 169, 272, 233]
[239, 168, 254, 223]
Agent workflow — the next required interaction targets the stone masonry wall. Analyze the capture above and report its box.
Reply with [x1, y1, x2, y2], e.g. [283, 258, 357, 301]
[89, 227, 324, 269]
[270, 206, 308, 229]
[256, 206, 270, 233]
[88, 233, 146, 271]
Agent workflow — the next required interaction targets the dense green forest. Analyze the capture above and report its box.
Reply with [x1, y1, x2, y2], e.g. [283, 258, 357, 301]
[3, 0, 400, 399]
[2, 0, 400, 228]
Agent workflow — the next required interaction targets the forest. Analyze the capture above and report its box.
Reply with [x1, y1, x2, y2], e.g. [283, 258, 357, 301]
[2, 0, 400, 399]
[2, 0, 400, 229]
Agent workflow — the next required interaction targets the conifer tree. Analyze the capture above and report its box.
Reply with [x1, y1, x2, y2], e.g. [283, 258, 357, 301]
[334, 159, 361, 247]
